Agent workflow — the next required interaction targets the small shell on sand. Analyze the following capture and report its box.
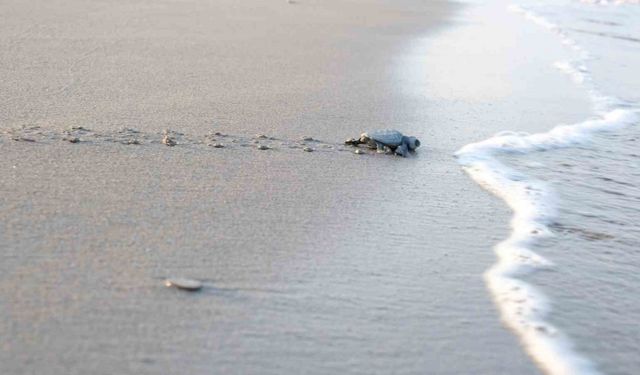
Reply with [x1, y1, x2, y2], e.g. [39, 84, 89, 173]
[303, 147, 314, 152]
[212, 143, 225, 148]
[354, 149, 365, 154]
[257, 144, 270, 150]
[164, 278, 203, 291]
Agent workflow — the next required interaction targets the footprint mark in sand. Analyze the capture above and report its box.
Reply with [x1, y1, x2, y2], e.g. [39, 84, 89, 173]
[1, 126, 359, 156]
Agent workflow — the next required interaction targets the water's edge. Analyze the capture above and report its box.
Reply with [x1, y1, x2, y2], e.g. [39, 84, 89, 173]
[455, 3, 639, 374]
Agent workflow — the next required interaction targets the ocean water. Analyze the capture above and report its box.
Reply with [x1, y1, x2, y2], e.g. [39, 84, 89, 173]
[456, 0, 640, 374]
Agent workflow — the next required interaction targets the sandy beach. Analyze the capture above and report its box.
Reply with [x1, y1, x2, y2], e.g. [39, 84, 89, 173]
[4, 0, 630, 374]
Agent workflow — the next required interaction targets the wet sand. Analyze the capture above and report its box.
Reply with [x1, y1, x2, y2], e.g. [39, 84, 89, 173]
[0, 0, 590, 374]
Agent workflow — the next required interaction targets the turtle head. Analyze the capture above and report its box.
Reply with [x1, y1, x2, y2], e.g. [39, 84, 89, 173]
[409, 136, 420, 150]
[403, 136, 420, 151]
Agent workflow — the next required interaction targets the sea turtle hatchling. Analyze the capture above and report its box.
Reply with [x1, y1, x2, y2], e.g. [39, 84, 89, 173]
[345, 129, 420, 157]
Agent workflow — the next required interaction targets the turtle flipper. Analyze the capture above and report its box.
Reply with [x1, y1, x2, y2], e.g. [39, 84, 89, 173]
[395, 143, 408, 157]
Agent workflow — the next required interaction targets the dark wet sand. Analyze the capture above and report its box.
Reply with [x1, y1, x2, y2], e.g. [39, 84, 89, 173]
[0, 0, 590, 374]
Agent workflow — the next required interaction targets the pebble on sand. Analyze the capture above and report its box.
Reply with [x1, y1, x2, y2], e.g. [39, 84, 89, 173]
[303, 147, 314, 152]
[257, 144, 270, 150]
[211, 143, 225, 148]
[164, 278, 203, 292]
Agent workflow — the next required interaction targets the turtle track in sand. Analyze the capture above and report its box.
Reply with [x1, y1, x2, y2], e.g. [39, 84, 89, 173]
[1, 125, 367, 155]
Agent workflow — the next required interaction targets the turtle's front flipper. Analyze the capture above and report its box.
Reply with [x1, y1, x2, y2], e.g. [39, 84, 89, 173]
[395, 143, 408, 157]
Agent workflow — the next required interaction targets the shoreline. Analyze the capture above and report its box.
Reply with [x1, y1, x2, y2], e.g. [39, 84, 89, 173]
[456, 2, 640, 374]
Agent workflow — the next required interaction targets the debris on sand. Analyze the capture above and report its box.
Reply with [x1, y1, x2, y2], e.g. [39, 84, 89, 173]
[64, 137, 80, 143]
[164, 278, 203, 292]
[162, 134, 176, 147]
[11, 136, 35, 142]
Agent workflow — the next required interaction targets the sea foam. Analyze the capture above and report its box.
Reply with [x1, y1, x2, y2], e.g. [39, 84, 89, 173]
[456, 4, 638, 375]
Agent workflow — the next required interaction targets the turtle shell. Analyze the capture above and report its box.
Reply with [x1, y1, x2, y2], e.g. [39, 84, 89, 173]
[362, 129, 404, 147]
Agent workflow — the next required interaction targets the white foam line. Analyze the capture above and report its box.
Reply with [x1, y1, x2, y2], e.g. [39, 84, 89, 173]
[580, 0, 640, 5]
[456, 4, 639, 375]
